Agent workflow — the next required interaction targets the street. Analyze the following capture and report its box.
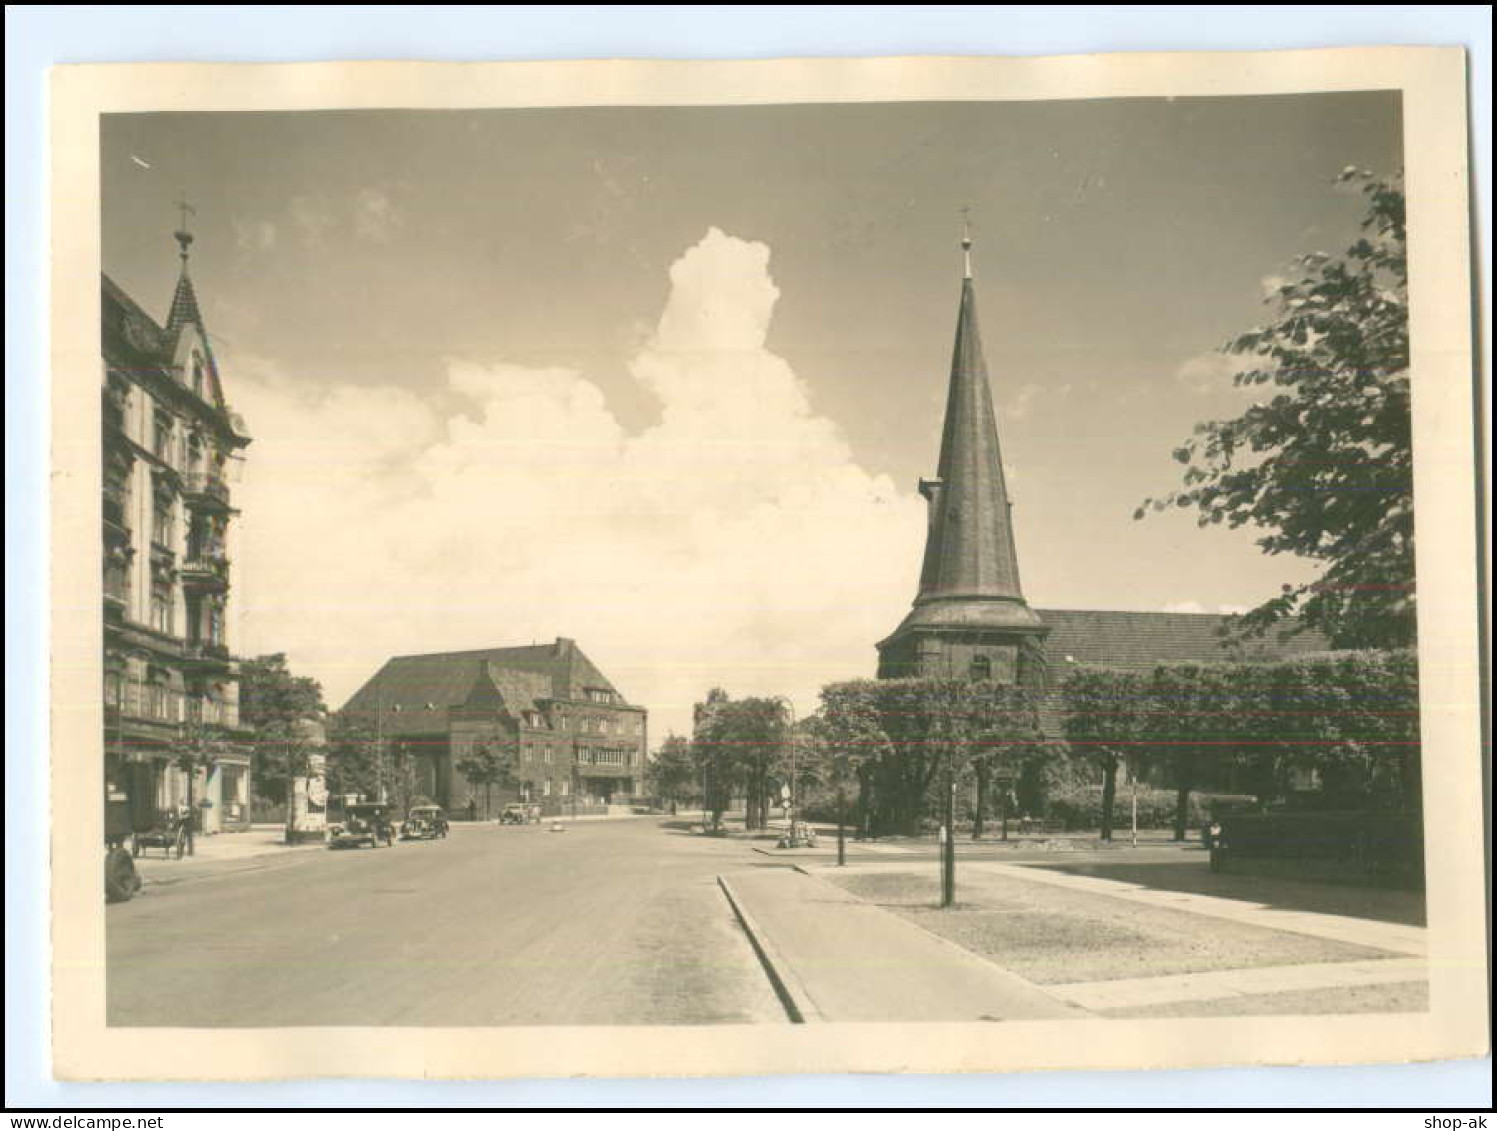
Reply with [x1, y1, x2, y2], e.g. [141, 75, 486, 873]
[107, 818, 786, 1026]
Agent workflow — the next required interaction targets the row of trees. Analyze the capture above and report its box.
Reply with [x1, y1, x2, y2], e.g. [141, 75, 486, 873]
[652, 648, 1420, 843]
[1063, 650, 1421, 841]
[650, 680, 1050, 838]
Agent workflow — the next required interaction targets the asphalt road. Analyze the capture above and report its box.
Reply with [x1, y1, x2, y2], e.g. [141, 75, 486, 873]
[107, 818, 787, 1026]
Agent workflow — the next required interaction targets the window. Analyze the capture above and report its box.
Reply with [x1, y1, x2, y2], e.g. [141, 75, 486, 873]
[105, 372, 132, 433]
[544, 746, 552, 764]
[152, 493, 175, 549]
[970, 655, 991, 680]
[191, 353, 205, 398]
[560, 780, 570, 797]
[104, 456, 132, 529]
[150, 576, 173, 635]
[543, 780, 552, 797]
[145, 669, 173, 721]
[153, 410, 174, 463]
[586, 688, 612, 704]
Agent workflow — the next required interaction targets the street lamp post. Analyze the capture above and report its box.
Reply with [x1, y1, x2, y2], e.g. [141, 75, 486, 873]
[771, 695, 796, 836]
[941, 753, 956, 908]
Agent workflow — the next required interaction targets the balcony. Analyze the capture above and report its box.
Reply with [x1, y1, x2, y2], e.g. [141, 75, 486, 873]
[179, 551, 230, 590]
[183, 640, 233, 669]
[182, 470, 231, 510]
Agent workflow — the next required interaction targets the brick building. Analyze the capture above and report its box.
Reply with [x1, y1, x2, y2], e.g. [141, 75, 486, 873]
[102, 219, 255, 838]
[341, 638, 648, 815]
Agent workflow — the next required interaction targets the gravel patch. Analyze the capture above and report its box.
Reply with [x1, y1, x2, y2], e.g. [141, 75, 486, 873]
[828, 869, 1394, 985]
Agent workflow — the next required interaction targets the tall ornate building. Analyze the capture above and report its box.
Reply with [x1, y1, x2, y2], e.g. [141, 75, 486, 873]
[102, 219, 255, 838]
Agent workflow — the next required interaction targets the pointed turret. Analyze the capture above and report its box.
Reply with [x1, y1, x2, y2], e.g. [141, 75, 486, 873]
[877, 221, 1047, 681]
[165, 206, 203, 337]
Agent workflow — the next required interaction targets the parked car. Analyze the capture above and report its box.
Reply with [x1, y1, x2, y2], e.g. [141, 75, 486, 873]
[499, 804, 531, 825]
[401, 804, 449, 840]
[328, 803, 395, 849]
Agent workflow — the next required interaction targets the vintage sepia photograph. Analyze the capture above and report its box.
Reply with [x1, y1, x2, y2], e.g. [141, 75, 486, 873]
[45, 48, 1486, 1082]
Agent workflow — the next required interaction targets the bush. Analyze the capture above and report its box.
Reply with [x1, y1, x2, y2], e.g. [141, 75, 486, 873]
[1045, 787, 1259, 832]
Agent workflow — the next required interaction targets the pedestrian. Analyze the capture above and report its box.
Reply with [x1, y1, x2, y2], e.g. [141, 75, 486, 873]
[466, 796, 478, 822]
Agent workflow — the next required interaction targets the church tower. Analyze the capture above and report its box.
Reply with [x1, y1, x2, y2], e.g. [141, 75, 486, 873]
[876, 221, 1049, 682]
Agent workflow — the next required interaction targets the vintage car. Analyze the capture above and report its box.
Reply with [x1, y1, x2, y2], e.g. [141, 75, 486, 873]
[400, 804, 450, 840]
[328, 803, 395, 849]
[499, 803, 532, 825]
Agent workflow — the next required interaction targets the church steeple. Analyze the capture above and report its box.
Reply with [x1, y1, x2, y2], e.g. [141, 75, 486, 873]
[166, 193, 203, 337]
[877, 220, 1047, 680]
[916, 228, 1025, 604]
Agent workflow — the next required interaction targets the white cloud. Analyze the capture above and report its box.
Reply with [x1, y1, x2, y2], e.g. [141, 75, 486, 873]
[228, 228, 923, 738]
[353, 188, 402, 243]
[288, 195, 334, 246]
[999, 382, 1042, 422]
[1176, 350, 1246, 395]
[1161, 600, 1250, 616]
[235, 219, 278, 252]
[1259, 272, 1289, 299]
[1161, 600, 1207, 614]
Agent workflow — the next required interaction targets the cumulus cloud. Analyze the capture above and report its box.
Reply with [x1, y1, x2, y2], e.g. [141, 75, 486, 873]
[999, 382, 1042, 422]
[288, 195, 334, 247]
[1176, 350, 1247, 395]
[228, 228, 923, 738]
[353, 188, 402, 243]
[235, 219, 278, 252]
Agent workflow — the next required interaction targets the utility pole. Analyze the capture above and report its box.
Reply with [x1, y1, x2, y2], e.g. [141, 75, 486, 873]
[941, 767, 956, 907]
[836, 783, 846, 866]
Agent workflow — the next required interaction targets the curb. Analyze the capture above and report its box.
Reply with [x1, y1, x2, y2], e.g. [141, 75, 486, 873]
[790, 862, 1090, 1018]
[716, 875, 822, 1024]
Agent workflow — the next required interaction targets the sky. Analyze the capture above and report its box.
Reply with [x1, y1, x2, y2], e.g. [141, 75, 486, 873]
[100, 92, 1404, 739]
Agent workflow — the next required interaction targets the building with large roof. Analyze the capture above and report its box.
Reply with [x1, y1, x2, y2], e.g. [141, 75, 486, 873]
[878, 226, 1327, 724]
[340, 637, 648, 815]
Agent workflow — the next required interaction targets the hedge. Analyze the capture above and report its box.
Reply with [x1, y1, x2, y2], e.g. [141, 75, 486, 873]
[1061, 650, 1421, 811]
[1045, 787, 1258, 832]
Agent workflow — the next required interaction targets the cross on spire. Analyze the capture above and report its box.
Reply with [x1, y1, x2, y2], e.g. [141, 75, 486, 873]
[173, 191, 196, 262]
[960, 206, 974, 279]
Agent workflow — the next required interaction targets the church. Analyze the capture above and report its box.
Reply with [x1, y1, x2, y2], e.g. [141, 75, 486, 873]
[877, 225, 1326, 722]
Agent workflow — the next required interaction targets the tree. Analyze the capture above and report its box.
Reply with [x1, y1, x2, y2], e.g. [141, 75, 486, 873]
[818, 680, 891, 843]
[455, 738, 517, 819]
[692, 687, 734, 829]
[965, 682, 1046, 839]
[324, 711, 382, 803]
[694, 696, 788, 831]
[1062, 666, 1146, 841]
[237, 653, 326, 807]
[176, 720, 230, 854]
[646, 734, 696, 814]
[1139, 170, 1413, 650]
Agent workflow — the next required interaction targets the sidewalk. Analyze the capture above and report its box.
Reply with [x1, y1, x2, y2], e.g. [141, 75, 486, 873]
[130, 824, 325, 886]
[719, 867, 1084, 1022]
[970, 861, 1427, 956]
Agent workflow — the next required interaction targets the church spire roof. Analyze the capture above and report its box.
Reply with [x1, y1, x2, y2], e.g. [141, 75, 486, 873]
[165, 193, 203, 336]
[914, 225, 1027, 605]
